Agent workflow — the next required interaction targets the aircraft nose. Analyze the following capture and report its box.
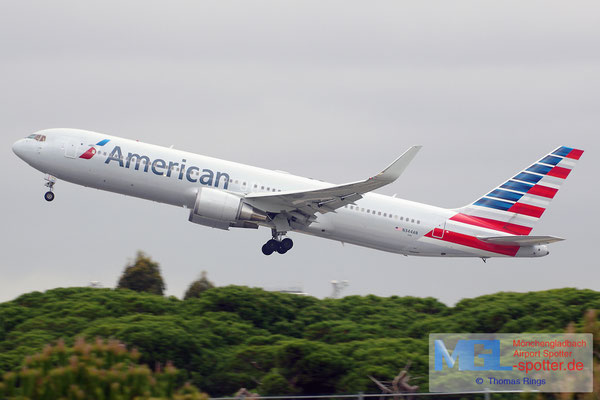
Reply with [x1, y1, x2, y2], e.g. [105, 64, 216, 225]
[12, 139, 27, 159]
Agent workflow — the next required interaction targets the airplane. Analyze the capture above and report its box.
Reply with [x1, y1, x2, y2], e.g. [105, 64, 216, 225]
[12, 129, 583, 259]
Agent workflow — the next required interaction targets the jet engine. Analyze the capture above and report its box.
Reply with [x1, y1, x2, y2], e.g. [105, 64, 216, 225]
[188, 187, 268, 230]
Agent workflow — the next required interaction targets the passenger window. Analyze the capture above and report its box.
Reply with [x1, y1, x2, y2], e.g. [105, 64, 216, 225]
[254, 184, 257, 188]
[417, 220, 420, 224]
[361, 208, 365, 212]
[411, 219, 414, 223]
[378, 211, 381, 216]
[400, 217, 404, 221]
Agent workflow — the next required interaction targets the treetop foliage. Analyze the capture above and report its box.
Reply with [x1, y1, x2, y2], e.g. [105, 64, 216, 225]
[0, 286, 598, 397]
[184, 271, 215, 300]
[116, 252, 166, 295]
[0, 337, 207, 400]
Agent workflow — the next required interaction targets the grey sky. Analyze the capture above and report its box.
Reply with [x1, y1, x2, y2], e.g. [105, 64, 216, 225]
[1, 1, 599, 304]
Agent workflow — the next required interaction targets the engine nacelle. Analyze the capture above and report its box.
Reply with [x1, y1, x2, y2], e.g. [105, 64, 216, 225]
[188, 187, 268, 230]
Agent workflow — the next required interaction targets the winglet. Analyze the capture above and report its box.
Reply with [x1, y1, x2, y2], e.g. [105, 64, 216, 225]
[373, 145, 422, 183]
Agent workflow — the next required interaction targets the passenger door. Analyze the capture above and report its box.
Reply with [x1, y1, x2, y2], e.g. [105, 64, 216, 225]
[432, 220, 446, 238]
[64, 140, 78, 158]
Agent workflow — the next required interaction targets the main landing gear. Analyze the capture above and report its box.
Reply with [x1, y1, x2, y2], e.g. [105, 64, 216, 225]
[44, 175, 56, 202]
[262, 230, 294, 255]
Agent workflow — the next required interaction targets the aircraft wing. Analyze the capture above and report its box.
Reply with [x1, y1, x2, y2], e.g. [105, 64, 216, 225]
[244, 146, 422, 217]
[478, 235, 565, 246]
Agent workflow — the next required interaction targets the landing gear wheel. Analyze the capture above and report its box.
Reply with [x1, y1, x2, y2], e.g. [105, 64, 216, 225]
[261, 243, 274, 255]
[43, 175, 57, 202]
[280, 238, 293, 252]
[262, 239, 279, 255]
[266, 239, 279, 252]
[262, 233, 293, 255]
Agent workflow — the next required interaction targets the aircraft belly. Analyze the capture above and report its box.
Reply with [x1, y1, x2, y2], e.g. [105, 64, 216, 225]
[302, 211, 408, 254]
[298, 210, 481, 257]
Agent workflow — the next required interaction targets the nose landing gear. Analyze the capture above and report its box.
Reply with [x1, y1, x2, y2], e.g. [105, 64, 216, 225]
[262, 230, 294, 255]
[44, 175, 56, 202]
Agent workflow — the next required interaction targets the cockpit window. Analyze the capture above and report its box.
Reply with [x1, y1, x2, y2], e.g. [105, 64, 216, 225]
[26, 134, 46, 142]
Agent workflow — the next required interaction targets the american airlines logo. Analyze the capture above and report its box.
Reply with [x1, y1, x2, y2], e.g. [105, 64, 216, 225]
[103, 145, 230, 189]
[79, 139, 111, 160]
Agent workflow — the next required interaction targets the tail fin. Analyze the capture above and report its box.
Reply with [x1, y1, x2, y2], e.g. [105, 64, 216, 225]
[456, 146, 584, 235]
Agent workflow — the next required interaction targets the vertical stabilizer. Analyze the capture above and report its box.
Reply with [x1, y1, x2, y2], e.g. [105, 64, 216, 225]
[455, 146, 584, 235]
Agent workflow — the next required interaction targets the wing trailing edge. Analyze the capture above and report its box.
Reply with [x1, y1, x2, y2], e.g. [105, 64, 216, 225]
[245, 145, 422, 216]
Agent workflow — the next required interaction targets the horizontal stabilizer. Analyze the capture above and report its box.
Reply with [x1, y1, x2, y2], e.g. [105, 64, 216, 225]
[478, 235, 565, 246]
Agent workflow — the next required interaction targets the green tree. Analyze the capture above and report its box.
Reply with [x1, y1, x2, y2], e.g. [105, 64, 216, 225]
[184, 271, 215, 300]
[259, 370, 296, 395]
[275, 339, 348, 394]
[2, 286, 600, 396]
[117, 252, 165, 295]
[0, 337, 207, 399]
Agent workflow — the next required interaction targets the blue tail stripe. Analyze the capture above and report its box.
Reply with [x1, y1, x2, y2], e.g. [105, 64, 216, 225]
[539, 155, 562, 166]
[96, 139, 110, 146]
[514, 172, 543, 184]
[500, 180, 534, 193]
[487, 189, 524, 202]
[552, 146, 573, 157]
[474, 198, 514, 211]
[526, 164, 553, 175]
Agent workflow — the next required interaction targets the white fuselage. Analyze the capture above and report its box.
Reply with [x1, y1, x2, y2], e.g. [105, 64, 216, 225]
[13, 129, 549, 258]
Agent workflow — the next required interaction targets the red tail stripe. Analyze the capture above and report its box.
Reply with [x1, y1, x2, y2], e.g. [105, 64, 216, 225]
[425, 230, 520, 257]
[508, 202, 545, 218]
[450, 213, 532, 235]
[566, 149, 584, 160]
[527, 184, 558, 199]
[547, 166, 571, 179]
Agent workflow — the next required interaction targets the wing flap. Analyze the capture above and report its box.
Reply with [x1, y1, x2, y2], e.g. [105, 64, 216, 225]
[478, 235, 565, 246]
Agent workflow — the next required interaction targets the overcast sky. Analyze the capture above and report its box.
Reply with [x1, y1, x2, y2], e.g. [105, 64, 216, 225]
[1, 1, 599, 304]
